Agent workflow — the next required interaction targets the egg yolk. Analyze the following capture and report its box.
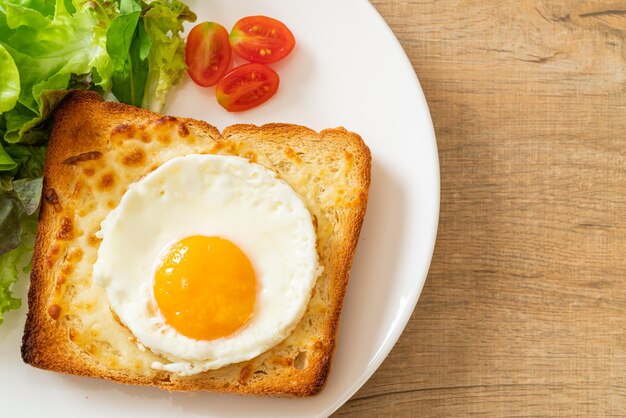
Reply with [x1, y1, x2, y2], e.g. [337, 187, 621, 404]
[154, 236, 257, 341]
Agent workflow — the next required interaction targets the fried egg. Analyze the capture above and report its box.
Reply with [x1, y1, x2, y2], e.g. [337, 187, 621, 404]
[92, 154, 322, 376]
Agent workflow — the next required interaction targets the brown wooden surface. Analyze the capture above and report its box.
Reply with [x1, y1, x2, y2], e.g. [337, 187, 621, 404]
[335, 1, 626, 416]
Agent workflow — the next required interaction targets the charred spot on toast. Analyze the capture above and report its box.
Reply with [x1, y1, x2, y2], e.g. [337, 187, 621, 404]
[121, 147, 146, 166]
[97, 172, 117, 191]
[44, 188, 62, 212]
[178, 123, 190, 137]
[154, 115, 178, 126]
[111, 123, 137, 138]
[48, 304, 62, 320]
[238, 364, 253, 385]
[63, 151, 103, 165]
[56, 217, 74, 241]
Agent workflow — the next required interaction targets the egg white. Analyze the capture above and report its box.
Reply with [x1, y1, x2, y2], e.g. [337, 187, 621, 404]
[93, 154, 321, 376]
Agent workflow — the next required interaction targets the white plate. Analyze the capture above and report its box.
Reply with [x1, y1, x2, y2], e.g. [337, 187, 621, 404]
[1, 0, 439, 417]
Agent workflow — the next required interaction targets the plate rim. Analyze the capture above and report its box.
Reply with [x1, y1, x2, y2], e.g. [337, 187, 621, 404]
[322, 2, 440, 416]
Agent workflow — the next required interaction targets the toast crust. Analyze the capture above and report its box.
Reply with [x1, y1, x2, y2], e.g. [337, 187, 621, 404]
[22, 90, 371, 396]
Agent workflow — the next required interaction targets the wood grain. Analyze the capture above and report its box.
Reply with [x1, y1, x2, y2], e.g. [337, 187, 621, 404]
[335, 1, 626, 416]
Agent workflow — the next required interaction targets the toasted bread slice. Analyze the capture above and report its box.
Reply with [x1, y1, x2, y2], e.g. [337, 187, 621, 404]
[22, 90, 371, 396]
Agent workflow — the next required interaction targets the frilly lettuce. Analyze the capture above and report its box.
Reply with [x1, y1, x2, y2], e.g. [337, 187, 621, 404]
[105, 0, 196, 110]
[1, 0, 114, 144]
[141, 0, 195, 111]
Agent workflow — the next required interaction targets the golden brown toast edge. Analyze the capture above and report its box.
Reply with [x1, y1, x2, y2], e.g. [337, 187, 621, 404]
[21, 90, 371, 396]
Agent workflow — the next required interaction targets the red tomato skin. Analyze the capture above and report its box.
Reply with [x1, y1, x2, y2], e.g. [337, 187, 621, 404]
[186, 22, 232, 87]
[230, 16, 296, 64]
[216, 63, 280, 112]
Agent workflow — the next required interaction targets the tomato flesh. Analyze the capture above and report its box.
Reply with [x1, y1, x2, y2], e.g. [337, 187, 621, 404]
[186, 22, 231, 87]
[216, 63, 280, 112]
[230, 16, 295, 64]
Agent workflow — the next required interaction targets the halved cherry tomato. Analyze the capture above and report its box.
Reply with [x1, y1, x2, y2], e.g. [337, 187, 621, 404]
[186, 22, 231, 87]
[216, 63, 280, 112]
[229, 16, 295, 64]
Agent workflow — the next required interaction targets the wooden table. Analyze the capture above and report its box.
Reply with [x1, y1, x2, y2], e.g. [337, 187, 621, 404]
[335, 1, 626, 416]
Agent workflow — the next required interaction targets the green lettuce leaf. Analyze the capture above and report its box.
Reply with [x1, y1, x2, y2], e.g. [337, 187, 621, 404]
[141, 0, 195, 112]
[108, 11, 141, 71]
[4, 142, 46, 178]
[0, 0, 114, 142]
[0, 194, 21, 254]
[0, 213, 37, 324]
[0, 142, 16, 171]
[4, 0, 56, 20]
[4, 1, 53, 28]
[119, 0, 141, 14]
[12, 177, 43, 215]
[0, 176, 42, 255]
[107, 6, 149, 106]
[0, 43, 19, 114]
